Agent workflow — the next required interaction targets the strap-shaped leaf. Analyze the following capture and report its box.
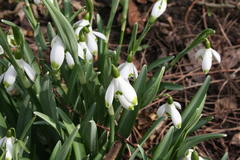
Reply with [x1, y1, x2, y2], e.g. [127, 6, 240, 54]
[176, 133, 226, 159]
[153, 126, 175, 160]
[148, 56, 174, 71]
[49, 141, 62, 160]
[55, 125, 80, 160]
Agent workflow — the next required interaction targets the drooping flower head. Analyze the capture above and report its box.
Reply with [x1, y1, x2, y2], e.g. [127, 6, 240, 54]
[50, 35, 65, 70]
[182, 149, 205, 160]
[150, 0, 167, 23]
[105, 65, 138, 110]
[118, 55, 138, 81]
[195, 38, 221, 74]
[0, 129, 15, 160]
[157, 95, 182, 129]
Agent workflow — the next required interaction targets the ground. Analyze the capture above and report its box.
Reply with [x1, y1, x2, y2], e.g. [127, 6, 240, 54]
[0, 0, 239, 159]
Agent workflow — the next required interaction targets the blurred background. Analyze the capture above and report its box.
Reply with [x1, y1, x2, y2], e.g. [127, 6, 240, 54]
[0, 0, 239, 159]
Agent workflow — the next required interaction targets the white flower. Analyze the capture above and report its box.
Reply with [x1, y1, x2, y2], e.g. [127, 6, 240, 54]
[157, 101, 182, 128]
[74, 19, 90, 36]
[195, 48, 221, 73]
[65, 51, 75, 69]
[105, 76, 138, 110]
[3, 65, 17, 89]
[78, 42, 93, 61]
[151, 0, 167, 20]
[17, 59, 36, 81]
[182, 149, 204, 160]
[118, 62, 138, 81]
[50, 36, 65, 70]
[0, 136, 15, 160]
[0, 45, 4, 55]
[74, 19, 106, 55]
[7, 35, 17, 48]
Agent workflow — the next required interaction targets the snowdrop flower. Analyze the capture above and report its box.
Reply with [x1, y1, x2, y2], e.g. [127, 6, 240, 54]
[0, 134, 15, 160]
[157, 97, 182, 128]
[65, 51, 75, 69]
[17, 59, 36, 81]
[182, 149, 204, 160]
[50, 36, 65, 70]
[1, 60, 36, 89]
[150, 0, 167, 22]
[118, 61, 138, 81]
[105, 65, 138, 110]
[33, 0, 41, 4]
[78, 42, 93, 61]
[2, 65, 17, 89]
[74, 19, 106, 55]
[195, 47, 221, 74]
[0, 45, 4, 55]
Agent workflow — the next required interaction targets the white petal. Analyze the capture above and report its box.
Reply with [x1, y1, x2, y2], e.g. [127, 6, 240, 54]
[77, 43, 85, 59]
[151, 0, 167, 18]
[5, 137, 14, 160]
[0, 137, 6, 146]
[105, 80, 116, 108]
[51, 35, 63, 48]
[119, 63, 131, 81]
[3, 66, 17, 88]
[92, 31, 107, 41]
[73, 19, 90, 29]
[86, 32, 98, 55]
[0, 45, 4, 55]
[118, 94, 134, 110]
[211, 48, 221, 63]
[116, 77, 138, 106]
[34, 0, 41, 4]
[166, 104, 182, 129]
[50, 39, 65, 70]
[195, 48, 205, 59]
[156, 104, 167, 117]
[202, 49, 212, 73]
[17, 60, 36, 81]
[79, 42, 93, 61]
[130, 63, 138, 79]
[65, 52, 75, 69]
[118, 63, 126, 71]
[173, 101, 181, 110]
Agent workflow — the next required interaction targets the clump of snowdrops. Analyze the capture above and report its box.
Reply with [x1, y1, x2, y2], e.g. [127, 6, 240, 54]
[0, 0, 228, 159]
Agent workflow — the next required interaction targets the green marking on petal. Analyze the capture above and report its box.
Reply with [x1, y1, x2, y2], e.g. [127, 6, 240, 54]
[51, 62, 60, 70]
[203, 70, 209, 74]
[3, 81, 10, 88]
[132, 97, 138, 105]
[115, 90, 123, 95]
[128, 105, 134, 110]
[176, 123, 181, 129]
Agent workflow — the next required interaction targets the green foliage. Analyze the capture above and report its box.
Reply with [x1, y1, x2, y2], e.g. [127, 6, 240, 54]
[0, 0, 226, 159]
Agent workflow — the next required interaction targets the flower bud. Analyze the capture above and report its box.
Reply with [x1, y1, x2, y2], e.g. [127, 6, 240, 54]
[150, 0, 167, 23]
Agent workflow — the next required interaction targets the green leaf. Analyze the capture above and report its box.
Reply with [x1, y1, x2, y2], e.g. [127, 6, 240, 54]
[129, 117, 164, 160]
[0, 112, 7, 137]
[56, 125, 80, 160]
[33, 111, 59, 134]
[221, 152, 228, 160]
[189, 116, 213, 133]
[182, 76, 210, 123]
[176, 133, 226, 159]
[148, 56, 174, 71]
[19, 116, 36, 140]
[63, 0, 73, 19]
[159, 82, 184, 91]
[153, 126, 175, 160]
[82, 120, 98, 157]
[136, 145, 147, 160]
[57, 108, 86, 159]
[141, 66, 165, 107]
[39, 76, 58, 121]
[49, 141, 62, 160]
[134, 65, 147, 96]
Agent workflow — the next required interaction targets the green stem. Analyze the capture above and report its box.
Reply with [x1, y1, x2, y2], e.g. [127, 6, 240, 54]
[108, 106, 115, 147]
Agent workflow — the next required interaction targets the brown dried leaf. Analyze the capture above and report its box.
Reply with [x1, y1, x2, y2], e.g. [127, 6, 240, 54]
[230, 133, 240, 146]
[128, 0, 144, 32]
[214, 97, 237, 118]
